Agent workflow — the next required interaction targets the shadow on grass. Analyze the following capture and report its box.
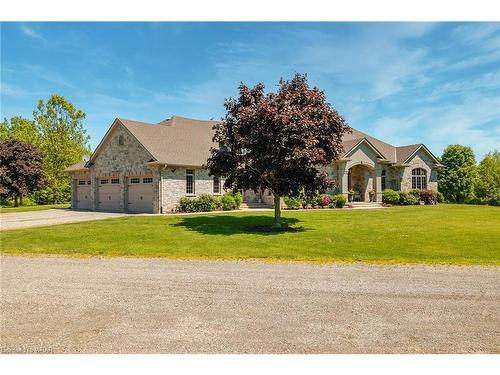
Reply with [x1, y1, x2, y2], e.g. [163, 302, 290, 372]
[170, 215, 305, 236]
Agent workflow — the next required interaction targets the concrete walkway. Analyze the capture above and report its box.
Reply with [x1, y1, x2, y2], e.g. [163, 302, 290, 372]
[0, 209, 130, 231]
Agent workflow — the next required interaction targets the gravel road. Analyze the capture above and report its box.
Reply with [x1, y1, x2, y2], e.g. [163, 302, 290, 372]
[0, 209, 132, 230]
[1, 256, 498, 353]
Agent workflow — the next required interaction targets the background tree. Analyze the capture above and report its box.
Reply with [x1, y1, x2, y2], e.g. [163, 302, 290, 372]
[33, 94, 91, 204]
[0, 116, 41, 145]
[439, 144, 477, 203]
[0, 139, 47, 206]
[474, 150, 500, 206]
[207, 73, 350, 228]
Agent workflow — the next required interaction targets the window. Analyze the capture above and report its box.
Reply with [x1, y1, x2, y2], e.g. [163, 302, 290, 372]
[78, 180, 86, 185]
[213, 176, 220, 194]
[142, 177, 153, 184]
[186, 169, 195, 194]
[100, 179, 109, 184]
[381, 170, 386, 191]
[111, 178, 120, 184]
[412, 168, 427, 189]
[118, 135, 124, 145]
[87, 180, 91, 185]
[130, 178, 140, 184]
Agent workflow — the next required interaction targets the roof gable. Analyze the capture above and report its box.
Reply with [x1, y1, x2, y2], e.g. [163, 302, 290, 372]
[399, 144, 440, 164]
[343, 137, 385, 159]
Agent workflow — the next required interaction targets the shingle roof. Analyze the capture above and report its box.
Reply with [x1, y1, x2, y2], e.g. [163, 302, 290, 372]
[118, 116, 219, 167]
[65, 160, 88, 172]
[67, 115, 438, 171]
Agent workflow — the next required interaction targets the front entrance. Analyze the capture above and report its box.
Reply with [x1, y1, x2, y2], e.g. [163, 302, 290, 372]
[348, 164, 375, 202]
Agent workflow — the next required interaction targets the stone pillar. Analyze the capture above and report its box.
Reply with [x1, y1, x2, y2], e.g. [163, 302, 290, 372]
[120, 173, 127, 213]
[91, 175, 98, 211]
[152, 168, 160, 214]
[338, 163, 349, 198]
[375, 164, 382, 202]
[71, 179, 77, 209]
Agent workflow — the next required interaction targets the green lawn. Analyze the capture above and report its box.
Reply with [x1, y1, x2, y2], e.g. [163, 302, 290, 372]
[1, 205, 499, 265]
[0, 203, 70, 214]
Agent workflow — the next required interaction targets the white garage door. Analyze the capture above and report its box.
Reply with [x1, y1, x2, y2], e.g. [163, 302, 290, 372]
[127, 176, 154, 213]
[76, 180, 92, 210]
[97, 178, 121, 211]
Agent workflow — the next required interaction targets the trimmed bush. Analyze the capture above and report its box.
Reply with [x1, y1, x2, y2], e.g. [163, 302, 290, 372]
[178, 197, 196, 212]
[382, 189, 400, 205]
[196, 194, 218, 211]
[409, 189, 421, 199]
[333, 194, 347, 208]
[399, 191, 418, 205]
[284, 196, 301, 209]
[221, 193, 237, 210]
[435, 190, 445, 203]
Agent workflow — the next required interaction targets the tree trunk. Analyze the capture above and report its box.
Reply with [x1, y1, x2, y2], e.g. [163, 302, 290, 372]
[14, 195, 19, 207]
[274, 195, 282, 228]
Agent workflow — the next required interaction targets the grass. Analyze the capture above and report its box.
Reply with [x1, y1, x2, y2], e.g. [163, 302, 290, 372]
[1, 205, 499, 265]
[0, 203, 70, 213]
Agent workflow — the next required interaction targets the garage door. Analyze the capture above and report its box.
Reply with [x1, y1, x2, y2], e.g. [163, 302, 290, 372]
[97, 178, 121, 211]
[76, 179, 92, 210]
[127, 176, 154, 213]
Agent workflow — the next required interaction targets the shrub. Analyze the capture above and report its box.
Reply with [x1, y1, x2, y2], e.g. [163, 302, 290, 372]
[435, 190, 445, 203]
[178, 197, 196, 212]
[333, 194, 347, 208]
[196, 194, 218, 211]
[221, 193, 237, 210]
[419, 189, 438, 205]
[399, 191, 418, 205]
[284, 196, 301, 209]
[231, 191, 243, 207]
[382, 189, 400, 205]
[319, 194, 332, 208]
[409, 189, 421, 199]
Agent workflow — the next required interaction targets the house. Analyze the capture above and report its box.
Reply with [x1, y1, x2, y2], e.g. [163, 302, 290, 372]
[66, 115, 441, 213]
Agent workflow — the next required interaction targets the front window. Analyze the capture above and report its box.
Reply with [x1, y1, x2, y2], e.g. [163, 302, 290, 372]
[186, 169, 195, 194]
[213, 176, 220, 194]
[412, 168, 427, 189]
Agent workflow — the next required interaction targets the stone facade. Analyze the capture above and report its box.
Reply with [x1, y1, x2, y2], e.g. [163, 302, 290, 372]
[160, 167, 225, 212]
[400, 149, 439, 192]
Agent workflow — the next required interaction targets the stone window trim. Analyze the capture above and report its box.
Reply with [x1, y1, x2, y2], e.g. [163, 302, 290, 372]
[412, 168, 427, 190]
[186, 169, 195, 195]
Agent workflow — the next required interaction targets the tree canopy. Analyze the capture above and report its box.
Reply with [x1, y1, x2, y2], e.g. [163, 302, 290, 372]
[33, 94, 91, 203]
[207, 73, 350, 227]
[474, 150, 500, 206]
[438, 144, 477, 203]
[0, 116, 40, 145]
[0, 139, 47, 206]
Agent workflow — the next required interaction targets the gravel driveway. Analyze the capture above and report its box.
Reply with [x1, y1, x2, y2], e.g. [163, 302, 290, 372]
[0, 209, 131, 230]
[1, 256, 498, 353]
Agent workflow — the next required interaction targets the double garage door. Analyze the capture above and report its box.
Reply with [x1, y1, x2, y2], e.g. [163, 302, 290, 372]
[95, 176, 154, 213]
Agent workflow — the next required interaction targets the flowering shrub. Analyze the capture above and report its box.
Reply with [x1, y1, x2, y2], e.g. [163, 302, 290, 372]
[419, 189, 438, 205]
[332, 194, 347, 208]
[320, 195, 332, 207]
[399, 191, 418, 205]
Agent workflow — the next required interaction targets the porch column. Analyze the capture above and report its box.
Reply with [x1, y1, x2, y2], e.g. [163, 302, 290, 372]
[338, 163, 349, 197]
[375, 164, 382, 202]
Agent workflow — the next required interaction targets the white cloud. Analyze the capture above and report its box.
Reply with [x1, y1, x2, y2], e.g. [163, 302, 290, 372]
[20, 25, 44, 40]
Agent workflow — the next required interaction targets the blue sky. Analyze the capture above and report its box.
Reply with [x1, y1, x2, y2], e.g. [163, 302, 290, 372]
[1, 22, 499, 158]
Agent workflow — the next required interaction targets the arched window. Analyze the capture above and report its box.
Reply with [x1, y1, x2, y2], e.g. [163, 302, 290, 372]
[381, 170, 386, 191]
[412, 168, 427, 189]
[118, 135, 124, 146]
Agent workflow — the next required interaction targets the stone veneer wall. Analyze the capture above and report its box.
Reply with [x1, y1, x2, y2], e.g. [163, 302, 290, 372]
[160, 167, 225, 212]
[400, 149, 438, 192]
[88, 124, 160, 212]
